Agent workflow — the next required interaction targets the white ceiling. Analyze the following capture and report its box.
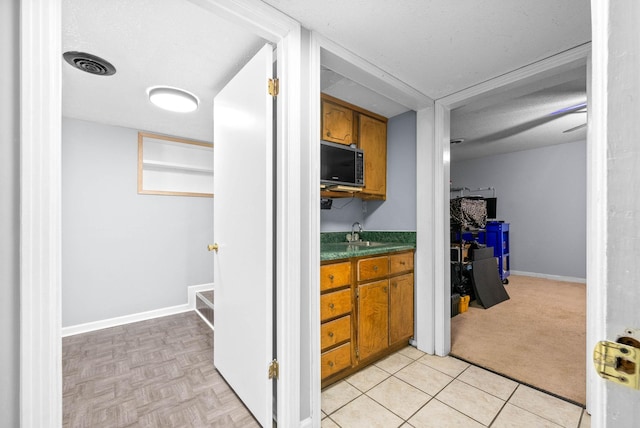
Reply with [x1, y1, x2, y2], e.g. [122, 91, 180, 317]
[62, 0, 591, 157]
[62, 0, 266, 142]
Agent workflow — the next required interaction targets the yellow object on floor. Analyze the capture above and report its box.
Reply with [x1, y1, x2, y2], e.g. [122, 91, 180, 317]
[459, 295, 470, 313]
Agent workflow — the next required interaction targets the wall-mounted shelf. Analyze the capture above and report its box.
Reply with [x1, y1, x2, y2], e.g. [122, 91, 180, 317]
[138, 132, 213, 198]
[142, 159, 213, 174]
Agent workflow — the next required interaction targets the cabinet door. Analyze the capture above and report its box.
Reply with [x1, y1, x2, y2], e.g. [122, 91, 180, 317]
[359, 114, 387, 199]
[358, 280, 389, 360]
[390, 273, 414, 345]
[322, 99, 354, 145]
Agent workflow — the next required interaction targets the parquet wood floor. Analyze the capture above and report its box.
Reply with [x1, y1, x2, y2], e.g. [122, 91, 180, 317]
[63, 312, 260, 427]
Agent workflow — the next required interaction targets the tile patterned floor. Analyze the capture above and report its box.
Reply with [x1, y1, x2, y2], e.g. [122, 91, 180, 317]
[63, 312, 259, 427]
[322, 346, 591, 428]
[63, 311, 591, 428]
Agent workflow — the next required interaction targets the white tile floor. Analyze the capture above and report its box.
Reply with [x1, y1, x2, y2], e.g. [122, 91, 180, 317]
[321, 346, 590, 428]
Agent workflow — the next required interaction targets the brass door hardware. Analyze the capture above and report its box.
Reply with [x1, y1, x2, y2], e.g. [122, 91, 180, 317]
[268, 360, 279, 380]
[207, 243, 219, 252]
[593, 333, 640, 390]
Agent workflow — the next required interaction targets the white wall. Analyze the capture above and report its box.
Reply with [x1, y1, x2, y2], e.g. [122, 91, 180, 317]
[321, 110, 417, 232]
[0, 0, 19, 424]
[62, 118, 213, 327]
[451, 140, 586, 279]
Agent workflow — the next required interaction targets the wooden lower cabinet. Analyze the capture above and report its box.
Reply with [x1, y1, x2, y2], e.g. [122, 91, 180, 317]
[321, 250, 414, 387]
[321, 343, 351, 379]
[357, 280, 389, 360]
[390, 273, 414, 345]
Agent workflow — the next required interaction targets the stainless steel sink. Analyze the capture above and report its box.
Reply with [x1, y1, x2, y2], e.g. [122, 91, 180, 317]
[350, 240, 385, 247]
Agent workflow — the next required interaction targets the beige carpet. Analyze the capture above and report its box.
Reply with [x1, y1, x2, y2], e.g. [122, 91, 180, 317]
[450, 275, 586, 405]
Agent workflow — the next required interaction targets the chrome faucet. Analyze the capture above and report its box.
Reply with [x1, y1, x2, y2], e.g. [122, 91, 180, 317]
[351, 222, 363, 242]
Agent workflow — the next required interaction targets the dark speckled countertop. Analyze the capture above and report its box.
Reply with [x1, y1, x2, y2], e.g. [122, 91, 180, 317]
[320, 231, 416, 261]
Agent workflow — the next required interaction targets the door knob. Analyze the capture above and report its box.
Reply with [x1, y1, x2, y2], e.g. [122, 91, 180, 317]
[207, 243, 219, 252]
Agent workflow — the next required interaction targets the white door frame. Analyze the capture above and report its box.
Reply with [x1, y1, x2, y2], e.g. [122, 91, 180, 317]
[20, 0, 302, 426]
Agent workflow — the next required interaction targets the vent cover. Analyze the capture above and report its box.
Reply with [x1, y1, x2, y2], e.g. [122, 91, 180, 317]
[63, 51, 116, 76]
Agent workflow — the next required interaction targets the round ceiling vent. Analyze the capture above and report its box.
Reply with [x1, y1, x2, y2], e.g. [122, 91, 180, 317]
[63, 51, 116, 76]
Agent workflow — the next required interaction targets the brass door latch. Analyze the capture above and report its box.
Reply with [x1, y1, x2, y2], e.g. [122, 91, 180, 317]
[593, 330, 640, 390]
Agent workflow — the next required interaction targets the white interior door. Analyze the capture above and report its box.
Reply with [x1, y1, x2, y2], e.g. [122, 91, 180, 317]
[213, 43, 274, 427]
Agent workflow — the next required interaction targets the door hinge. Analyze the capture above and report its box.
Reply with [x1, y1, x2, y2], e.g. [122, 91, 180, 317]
[593, 336, 640, 390]
[268, 78, 279, 97]
[268, 359, 279, 380]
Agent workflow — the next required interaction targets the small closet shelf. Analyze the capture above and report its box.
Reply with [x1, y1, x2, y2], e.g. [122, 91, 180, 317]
[138, 132, 213, 197]
[142, 159, 213, 174]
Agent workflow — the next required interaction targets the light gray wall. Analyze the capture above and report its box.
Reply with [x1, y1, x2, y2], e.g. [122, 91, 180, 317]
[0, 0, 20, 424]
[365, 110, 417, 231]
[321, 110, 417, 232]
[62, 118, 213, 327]
[451, 140, 586, 279]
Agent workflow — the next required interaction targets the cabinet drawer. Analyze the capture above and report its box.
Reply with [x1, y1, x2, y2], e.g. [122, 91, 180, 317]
[320, 289, 352, 321]
[321, 342, 351, 379]
[321, 315, 351, 351]
[390, 252, 414, 274]
[357, 256, 389, 281]
[320, 262, 352, 292]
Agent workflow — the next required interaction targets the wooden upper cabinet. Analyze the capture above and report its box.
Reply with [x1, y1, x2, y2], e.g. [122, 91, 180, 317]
[359, 114, 387, 199]
[322, 98, 354, 145]
[320, 94, 387, 200]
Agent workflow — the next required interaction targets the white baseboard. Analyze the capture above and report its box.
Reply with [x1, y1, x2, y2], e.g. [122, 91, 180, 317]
[188, 282, 214, 308]
[299, 417, 313, 428]
[61, 304, 192, 337]
[62, 282, 215, 337]
[510, 270, 586, 284]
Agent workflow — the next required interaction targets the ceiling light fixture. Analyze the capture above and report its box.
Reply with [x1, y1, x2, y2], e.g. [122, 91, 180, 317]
[147, 86, 199, 113]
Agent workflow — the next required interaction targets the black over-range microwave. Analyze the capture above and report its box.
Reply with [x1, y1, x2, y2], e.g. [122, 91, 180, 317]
[320, 140, 364, 187]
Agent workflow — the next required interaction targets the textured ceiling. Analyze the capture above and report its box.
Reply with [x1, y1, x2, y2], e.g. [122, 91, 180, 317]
[262, 0, 590, 99]
[450, 65, 587, 161]
[62, 0, 591, 158]
[62, 0, 265, 142]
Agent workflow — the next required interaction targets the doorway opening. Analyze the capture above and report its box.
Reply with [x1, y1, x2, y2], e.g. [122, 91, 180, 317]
[441, 51, 589, 406]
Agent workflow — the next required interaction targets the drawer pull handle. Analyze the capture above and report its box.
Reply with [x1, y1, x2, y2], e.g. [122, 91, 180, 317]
[392, 282, 397, 288]
[328, 332, 334, 337]
[373, 265, 378, 271]
[329, 303, 335, 309]
[329, 274, 334, 281]
[383, 286, 387, 293]
[400, 261, 406, 265]
[328, 361, 334, 367]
